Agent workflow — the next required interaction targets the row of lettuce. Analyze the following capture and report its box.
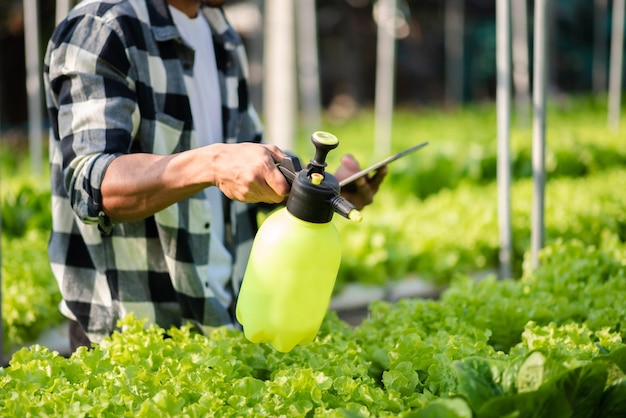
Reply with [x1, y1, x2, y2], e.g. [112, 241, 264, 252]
[4, 161, 625, 351]
[337, 166, 626, 288]
[2, 97, 624, 350]
[329, 98, 625, 288]
[1, 238, 625, 416]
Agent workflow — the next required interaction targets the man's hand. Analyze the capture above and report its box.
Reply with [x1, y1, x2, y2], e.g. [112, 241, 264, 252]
[334, 154, 387, 210]
[208, 143, 290, 204]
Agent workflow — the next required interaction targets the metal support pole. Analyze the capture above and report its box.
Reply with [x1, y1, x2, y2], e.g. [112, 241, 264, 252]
[263, 0, 296, 151]
[608, 0, 624, 131]
[297, 0, 321, 133]
[444, 0, 465, 107]
[531, 0, 549, 269]
[496, 0, 513, 279]
[374, 0, 397, 157]
[246, 0, 265, 112]
[56, 0, 72, 23]
[512, 0, 531, 126]
[23, 0, 43, 175]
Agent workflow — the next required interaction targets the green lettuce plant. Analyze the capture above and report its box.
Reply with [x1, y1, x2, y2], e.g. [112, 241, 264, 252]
[2, 239, 625, 416]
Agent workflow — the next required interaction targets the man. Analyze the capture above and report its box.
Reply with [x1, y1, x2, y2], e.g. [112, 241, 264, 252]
[44, 0, 386, 351]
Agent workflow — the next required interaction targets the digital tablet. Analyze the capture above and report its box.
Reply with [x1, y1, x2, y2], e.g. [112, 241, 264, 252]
[339, 141, 429, 188]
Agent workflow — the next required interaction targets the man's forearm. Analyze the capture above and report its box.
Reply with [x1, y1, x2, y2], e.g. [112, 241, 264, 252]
[100, 150, 211, 222]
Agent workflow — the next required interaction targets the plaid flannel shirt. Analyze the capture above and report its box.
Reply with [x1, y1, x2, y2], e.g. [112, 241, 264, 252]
[44, 0, 262, 342]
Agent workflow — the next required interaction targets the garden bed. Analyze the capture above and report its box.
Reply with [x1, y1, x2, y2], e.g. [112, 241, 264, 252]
[2, 97, 625, 414]
[3, 275, 443, 365]
[2, 239, 625, 416]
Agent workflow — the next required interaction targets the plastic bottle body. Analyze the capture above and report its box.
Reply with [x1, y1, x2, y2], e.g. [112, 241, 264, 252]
[236, 208, 341, 352]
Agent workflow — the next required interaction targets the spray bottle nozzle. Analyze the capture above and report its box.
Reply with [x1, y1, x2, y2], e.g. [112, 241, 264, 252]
[331, 195, 362, 222]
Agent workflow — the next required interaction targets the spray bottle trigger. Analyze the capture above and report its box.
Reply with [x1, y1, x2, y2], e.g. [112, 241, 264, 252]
[277, 155, 303, 184]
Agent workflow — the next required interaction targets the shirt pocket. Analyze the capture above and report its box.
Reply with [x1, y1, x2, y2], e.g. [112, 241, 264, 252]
[151, 112, 186, 155]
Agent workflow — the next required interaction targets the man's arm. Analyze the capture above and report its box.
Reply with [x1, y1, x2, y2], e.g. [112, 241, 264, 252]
[101, 142, 290, 222]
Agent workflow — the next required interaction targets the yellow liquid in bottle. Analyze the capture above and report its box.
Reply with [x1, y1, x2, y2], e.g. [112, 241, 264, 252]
[236, 208, 341, 352]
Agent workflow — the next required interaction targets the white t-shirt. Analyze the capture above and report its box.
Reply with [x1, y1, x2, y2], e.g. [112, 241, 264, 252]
[170, 6, 233, 305]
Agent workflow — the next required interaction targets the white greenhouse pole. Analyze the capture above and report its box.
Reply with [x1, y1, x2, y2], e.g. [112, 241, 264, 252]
[512, 0, 531, 126]
[444, 0, 464, 107]
[23, 0, 43, 175]
[263, 0, 296, 151]
[608, 0, 625, 131]
[496, 0, 513, 279]
[297, 0, 321, 133]
[531, 0, 549, 269]
[374, 0, 397, 157]
[56, 0, 72, 23]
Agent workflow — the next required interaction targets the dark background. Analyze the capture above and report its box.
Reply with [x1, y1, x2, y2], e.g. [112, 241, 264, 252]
[0, 0, 623, 133]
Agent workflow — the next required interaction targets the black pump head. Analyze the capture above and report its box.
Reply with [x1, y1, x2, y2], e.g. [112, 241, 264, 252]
[287, 170, 340, 223]
[281, 131, 362, 223]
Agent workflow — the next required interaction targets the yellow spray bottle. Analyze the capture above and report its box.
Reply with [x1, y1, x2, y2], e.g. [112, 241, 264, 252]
[236, 131, 362, 352]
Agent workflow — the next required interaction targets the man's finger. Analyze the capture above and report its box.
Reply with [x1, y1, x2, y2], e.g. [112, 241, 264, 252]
[341, 154, 361, 171]
[267, 166, 291, 197]
[264, 144, 287, 163]
[368, 166, 388, 189]
[356, 176, 369, 187]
